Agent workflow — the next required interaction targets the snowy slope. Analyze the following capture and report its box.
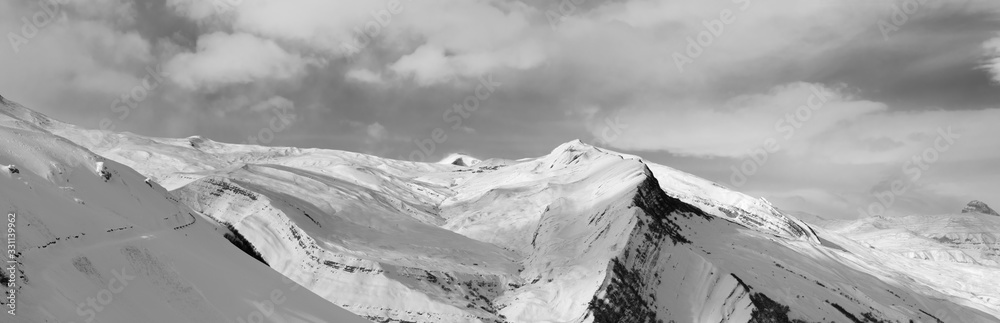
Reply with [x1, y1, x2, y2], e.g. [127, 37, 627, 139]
[0, 96, 370, 323]
[4, 95, 999, 322]
[823, 214, 1000, 266]
[817, 213, 1000, 316]
[88, 140, 1000, 321]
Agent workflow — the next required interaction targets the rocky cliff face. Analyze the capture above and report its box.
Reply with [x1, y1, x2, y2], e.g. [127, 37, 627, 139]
[962, 200, 999, 216]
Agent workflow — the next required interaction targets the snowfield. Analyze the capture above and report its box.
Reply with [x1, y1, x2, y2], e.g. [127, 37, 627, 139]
[3, 95, 999, 322]
[0, 96, 370, 323]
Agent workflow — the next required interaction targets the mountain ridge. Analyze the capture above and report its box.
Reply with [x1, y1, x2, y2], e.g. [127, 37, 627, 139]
[0, 97, 372, 323]
[3, 96, 999, 322]
[963, 200, 999, 216]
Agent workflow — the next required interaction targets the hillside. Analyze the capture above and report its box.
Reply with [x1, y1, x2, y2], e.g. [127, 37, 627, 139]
[2, 95, 999, 322]
[0, 96, 371, 323]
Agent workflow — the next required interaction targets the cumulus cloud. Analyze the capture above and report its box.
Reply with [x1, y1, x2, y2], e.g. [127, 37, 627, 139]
[168, 0, 391, 53]
[809, 108, 1000, 164]
[346, 68, 383, 83]
[165, 0, 545, 86]
[388, 45, 455, 85]
[0, 0, 154, 113]
[982, 35, 1000, 83]
[590, 83, 886, 158]
[164, 32, 313, 89]
[154, 0, 993, 93]
[249, 95, 294, 112]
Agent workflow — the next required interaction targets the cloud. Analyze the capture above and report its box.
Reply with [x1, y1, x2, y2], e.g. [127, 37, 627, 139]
[366, 122, 388, 140]
[0, 0, 154, 116]
[249, 95, 294, 112]
[163, 32, 313, 89]
[168, 0, 392, 53]
[388, 45, 455, 85]
[982, 34, 1000, 83]
[165, 0, 545, 86]
[590, 82, 886, 158]
[346, 68, 383, 83]
[809, 108, 1000, 164]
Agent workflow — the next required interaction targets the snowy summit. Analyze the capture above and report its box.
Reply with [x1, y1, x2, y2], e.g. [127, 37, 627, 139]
[438, 152, 482, 166]
[963, 200, 1000, 216]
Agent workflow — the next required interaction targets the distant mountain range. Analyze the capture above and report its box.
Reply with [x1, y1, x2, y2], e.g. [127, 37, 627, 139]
[2, 95, 998, 322]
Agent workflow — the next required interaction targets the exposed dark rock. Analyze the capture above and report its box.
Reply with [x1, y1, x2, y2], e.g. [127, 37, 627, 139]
[588, 166, 716, 323]
[222, 222, 268, 266]
[749, 292, 799, 323]
[588, 258, 658, 323]
[206, 178, 258, 201]
[826, 301, 893, 323]
[961, 200, 999, 216]
[632, 165, 712, 245]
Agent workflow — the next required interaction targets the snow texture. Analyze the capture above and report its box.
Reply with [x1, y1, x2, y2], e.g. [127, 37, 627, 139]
[2, 97, 999, 322]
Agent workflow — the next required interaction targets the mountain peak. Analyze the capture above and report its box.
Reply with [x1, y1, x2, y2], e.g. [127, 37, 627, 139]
[961, 200, 999, 216]
[437, 152, 481, 166]
[551, 139, 597, 154]
[542, 139, 610, 166]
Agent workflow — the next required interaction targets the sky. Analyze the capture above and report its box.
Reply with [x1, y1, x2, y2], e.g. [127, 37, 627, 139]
[1, 0, 999, 220]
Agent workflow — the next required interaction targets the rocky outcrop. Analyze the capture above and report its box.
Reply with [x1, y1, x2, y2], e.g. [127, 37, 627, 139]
[962, 200, 999, 216]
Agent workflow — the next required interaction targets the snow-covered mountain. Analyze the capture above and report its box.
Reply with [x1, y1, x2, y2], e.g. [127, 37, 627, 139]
[815, 206, 1000, 318]
[963, 200, 999, 216]
[439, 153, 482, 167]
[0, 95, 371, 323]
[817, 202, 1000, 267]
[3, 95, 1000, 322]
